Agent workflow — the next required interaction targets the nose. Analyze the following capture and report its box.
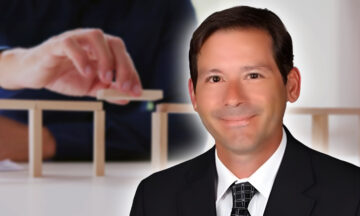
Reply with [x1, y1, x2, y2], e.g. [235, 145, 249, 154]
[224, 81, 247, 107]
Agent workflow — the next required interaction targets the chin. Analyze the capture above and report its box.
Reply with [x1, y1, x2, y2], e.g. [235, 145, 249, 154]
[219, 133, 259, 154]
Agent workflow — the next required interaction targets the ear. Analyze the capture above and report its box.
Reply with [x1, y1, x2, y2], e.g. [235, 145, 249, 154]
[286, 67, 301, 103]
[188, 78, 198, 111]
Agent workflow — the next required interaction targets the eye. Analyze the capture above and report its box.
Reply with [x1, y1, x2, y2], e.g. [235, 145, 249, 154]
[247, 73, 262, 79]
[207, 75, 222, 83]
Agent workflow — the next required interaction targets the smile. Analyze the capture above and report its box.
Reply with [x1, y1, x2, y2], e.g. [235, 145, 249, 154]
[219, 115, 255, 127]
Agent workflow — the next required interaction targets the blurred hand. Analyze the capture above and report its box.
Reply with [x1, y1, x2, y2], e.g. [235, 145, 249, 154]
[0, 29, 142, 104]
[0, 116, 56, 161]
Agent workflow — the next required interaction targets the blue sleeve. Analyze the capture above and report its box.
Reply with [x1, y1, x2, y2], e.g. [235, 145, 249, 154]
[0, 45, 10, 51]
[152, 0, 197, 103]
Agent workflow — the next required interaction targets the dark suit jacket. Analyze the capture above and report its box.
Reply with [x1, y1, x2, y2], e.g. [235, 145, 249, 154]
[130, 127, 360, 216]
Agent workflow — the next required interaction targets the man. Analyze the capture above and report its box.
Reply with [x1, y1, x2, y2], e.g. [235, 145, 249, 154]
[130, 6, 360, 216]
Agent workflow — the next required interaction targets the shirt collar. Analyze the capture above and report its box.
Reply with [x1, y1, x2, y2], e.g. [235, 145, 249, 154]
[215, 127, 287, 203]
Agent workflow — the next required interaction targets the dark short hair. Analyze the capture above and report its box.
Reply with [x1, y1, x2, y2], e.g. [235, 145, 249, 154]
[189, 6, 294, 90]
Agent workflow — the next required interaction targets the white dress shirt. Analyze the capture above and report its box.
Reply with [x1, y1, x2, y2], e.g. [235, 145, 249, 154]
[215, 128, 287, 216]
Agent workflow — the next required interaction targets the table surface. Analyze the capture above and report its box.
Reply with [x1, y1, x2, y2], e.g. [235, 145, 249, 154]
[0, 162, 155, 216]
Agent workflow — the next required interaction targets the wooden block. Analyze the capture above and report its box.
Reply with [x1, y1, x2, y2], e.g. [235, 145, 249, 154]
[0, 99, 36, 110]
[151, 112, 168, 171]
[0, 99, 102, 111]
[0, 99, 105, 177]
[156, 103, 195, 114]
[96, 89, 163, 101]
[29, 108, 42, 177]
[36, 100, 102, 111]
[287, 107, 360, 115]
[93, 110, 105, 176]
[311, 114, 329, 153]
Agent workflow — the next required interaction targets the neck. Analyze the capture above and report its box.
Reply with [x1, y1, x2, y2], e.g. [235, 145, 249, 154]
[216, 126, 283, 179]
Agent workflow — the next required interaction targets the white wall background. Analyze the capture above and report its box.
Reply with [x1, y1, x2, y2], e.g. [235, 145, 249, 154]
[190, 0, 360, 166]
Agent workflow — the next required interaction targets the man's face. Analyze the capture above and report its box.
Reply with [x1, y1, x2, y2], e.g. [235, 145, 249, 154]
[189, 28, 292, 155]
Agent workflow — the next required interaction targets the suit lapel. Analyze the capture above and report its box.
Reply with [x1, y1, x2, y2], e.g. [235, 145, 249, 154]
[264, 127, 316, 216]
[178, 147, 217, 216]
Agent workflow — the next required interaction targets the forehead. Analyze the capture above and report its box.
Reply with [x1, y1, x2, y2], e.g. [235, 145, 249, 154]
[197, 28, 276, 71]
[201, 27, 273, 52]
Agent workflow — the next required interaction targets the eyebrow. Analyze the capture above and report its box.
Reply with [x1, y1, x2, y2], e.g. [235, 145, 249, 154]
[240, 64, 272, 72]
[198, 64, 273, 78]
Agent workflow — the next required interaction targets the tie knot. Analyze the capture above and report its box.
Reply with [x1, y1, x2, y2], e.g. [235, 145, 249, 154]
[230, 182, 257, 216]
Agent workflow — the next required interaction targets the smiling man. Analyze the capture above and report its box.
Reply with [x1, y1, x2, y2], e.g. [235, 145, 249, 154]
[130, 6, 360, 216]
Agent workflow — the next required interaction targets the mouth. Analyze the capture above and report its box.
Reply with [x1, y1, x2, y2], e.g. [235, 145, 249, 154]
[219, 115, 255, 127]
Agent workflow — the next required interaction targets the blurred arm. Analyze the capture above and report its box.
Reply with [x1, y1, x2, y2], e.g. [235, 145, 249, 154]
[0, 115, 56, 161]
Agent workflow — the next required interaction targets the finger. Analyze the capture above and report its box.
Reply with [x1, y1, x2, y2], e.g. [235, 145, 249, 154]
[108, 36, 142, 96]
[114, 69, 142, 97]
[79, 29, 115, 84]
[60, 37, 92, 77]
[129, 67, 142, 97]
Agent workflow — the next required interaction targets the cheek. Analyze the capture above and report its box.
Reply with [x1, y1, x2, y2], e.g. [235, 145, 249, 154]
[245, 84, 270, 105]
[196, 85, 225, 110]
[247, 82, 286, 115]
[261, 85, 287, 121]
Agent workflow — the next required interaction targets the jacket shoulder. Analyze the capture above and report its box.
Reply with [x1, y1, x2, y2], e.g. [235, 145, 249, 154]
[130, 148, 215, 216]
[305, 144, 360, 179]
[141, 147, 214, 188]
[299, 143, 360, 203]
